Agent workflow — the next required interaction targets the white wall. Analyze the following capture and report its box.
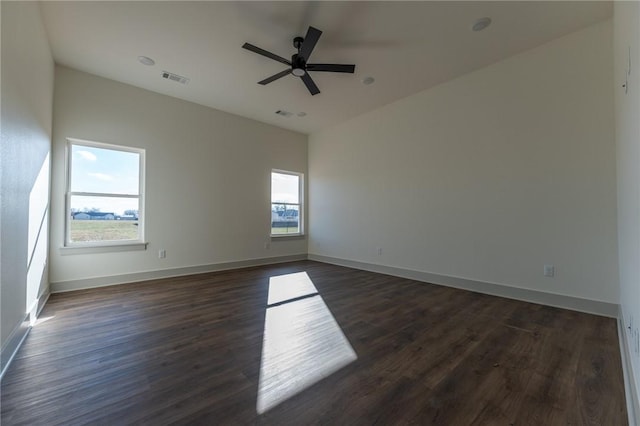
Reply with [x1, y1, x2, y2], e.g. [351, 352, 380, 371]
[1, 2, 54, 369]
[309, 20, 618, 304]
[49, 67, 307, 288]
[614, 0, 640, 417]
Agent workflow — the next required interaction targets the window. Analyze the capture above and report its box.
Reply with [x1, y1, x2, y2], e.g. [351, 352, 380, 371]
[65, 138, 145, 247]
[271, 170, 303, 236]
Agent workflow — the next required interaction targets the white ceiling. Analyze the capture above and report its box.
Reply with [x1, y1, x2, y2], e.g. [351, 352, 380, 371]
[40, 1, 612, 135]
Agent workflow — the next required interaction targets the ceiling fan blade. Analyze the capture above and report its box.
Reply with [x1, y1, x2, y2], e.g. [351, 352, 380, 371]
[301, 73, 320, 95]
[306, 64, 356, 73]
[258, 69, 291, 85]
[242, 43, 291, 66]
[298, 26, 322, 61]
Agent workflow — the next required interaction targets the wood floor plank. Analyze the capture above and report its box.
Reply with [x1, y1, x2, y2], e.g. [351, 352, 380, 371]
[0, 260, 627, 425]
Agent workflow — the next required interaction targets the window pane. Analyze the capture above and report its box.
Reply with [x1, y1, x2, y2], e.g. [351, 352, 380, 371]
[271, 203, 299, 235]
[71, 145, 140, 195]
[69, 196, 140, 242]
[271, 172, 299, 204]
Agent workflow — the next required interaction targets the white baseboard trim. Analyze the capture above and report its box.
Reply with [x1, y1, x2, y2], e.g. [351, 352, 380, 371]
[0, 315, 30, 381]
[51, 254, 308, 293]
[37, 289, 51, 316]
[308, 254, 618, 318]
[618, 306, 640, 426]
[1, 288, 51, 380]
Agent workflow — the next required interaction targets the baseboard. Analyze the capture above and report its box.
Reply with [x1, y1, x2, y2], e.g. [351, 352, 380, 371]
[0, 315, 30, 381]
[37, 288, 51, 316]
[51, 254, 308, 293]
[26, 287, 51, 320]
[1, 287, 51, 380]
[308, 254, 618, 318]
[619, 306, 640, 426]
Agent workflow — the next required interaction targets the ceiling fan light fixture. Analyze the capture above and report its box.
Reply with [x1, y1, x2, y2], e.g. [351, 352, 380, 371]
[292, 68, 306, 77]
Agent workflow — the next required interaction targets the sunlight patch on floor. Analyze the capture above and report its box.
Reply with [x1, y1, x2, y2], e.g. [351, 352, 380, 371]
[257, 272, 357, 414]
[33, 315, 55, 326]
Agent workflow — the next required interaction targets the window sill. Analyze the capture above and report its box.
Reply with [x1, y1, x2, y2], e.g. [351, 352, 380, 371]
[59, 242, 148, 255]
[270, 234, 306, 240]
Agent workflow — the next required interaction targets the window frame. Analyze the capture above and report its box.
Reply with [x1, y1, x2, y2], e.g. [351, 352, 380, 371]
[64, 138, 146, 249]
[270, 169, 304, 238]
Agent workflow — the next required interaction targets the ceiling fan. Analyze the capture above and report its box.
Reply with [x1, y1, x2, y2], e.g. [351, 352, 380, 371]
[242, 26, 356, 96]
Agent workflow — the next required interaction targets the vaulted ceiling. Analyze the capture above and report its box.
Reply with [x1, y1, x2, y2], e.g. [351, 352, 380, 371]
[40, 1, 612, 134]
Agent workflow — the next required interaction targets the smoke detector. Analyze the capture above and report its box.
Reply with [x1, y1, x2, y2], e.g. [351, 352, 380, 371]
[472, 17, 492, 32]
[138, 56, 155, 66]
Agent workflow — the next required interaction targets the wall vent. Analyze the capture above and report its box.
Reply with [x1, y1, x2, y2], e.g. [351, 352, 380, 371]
[161, 71, 190, 85]
[275, 110, 293, 117]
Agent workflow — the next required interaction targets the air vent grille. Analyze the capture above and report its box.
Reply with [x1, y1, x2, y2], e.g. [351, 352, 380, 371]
[162, 71, 190, 85]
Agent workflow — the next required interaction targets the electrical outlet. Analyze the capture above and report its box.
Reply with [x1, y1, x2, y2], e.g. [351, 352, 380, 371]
[264, 242, 270, 250]
[158, 249, 166, 259]
[377, 247, 382, 256]
[543, 265, 554, 277]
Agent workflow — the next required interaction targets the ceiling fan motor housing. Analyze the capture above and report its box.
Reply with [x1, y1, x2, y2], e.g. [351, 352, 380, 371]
[291, 54, 307, 76]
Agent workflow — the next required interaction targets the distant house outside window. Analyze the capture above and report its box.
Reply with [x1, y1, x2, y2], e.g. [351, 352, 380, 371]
[271, 170, 303, 236]
[65, 138, 145, 246]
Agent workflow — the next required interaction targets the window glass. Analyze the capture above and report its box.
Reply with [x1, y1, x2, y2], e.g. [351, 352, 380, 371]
[66, 139, 144, 245]
[271, 171, 302, 236]
[71, 145, 139, 194]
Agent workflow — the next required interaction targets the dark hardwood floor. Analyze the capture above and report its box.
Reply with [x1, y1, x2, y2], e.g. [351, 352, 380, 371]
[1, 261, 627, 425]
